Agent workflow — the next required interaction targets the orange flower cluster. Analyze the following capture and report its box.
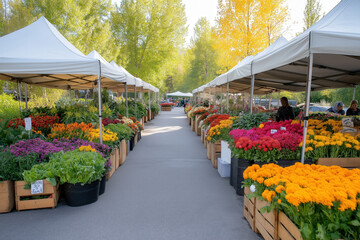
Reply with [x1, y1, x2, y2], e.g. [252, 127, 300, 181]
[244, 163, 360, 211]
[49, 122, 92, 139]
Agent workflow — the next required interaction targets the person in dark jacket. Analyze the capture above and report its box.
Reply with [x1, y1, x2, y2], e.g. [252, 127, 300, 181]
[327, 101, 345, 115]
[346, 100, 360, 116]
[276, 97, 295, 122]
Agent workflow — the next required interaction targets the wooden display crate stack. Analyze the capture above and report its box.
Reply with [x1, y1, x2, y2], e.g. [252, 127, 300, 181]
[255, 198, 278, 240]
[317, 157, 360, 169]
[15, 180, 60, 211]
[195, 115, 201, 136]
[107, 149, 117, 180]
[161, 106, 171, 111]
[119, 139, 127, 166]
[243, 187, 256, 231]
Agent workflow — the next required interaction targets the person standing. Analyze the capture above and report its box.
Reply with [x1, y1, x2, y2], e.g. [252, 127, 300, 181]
[346, 100, 360, 116]
[276, 97, 295, 122]
[327, 102, 345, 115]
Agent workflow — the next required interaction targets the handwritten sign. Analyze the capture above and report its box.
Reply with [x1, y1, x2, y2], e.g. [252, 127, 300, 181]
[31, 180, 43, 194]
[25, 117, 32, 131]
[280, 127, 286, 131]
[271, 129, 278, 134]
[342, 118, 354, 128]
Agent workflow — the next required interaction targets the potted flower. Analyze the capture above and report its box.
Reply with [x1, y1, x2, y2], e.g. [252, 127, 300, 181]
[24, 148, 107, 207]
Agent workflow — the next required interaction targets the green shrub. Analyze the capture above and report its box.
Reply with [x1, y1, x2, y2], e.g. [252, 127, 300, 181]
[0, 93, 23, 120]
[232, 113, 270, 130]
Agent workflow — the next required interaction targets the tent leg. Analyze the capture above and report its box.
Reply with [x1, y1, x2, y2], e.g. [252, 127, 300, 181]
[134, 86, 137, 119]
[25, 83, 28, 110]
[98, 70, 103, 144]
[148, 91, 151, 121]
[220, 86, 223, 114]
[250, 75, 255, 114]
[125, 83, 128, 118]
[353, 86, 357, 100]
[214, 87, 217, 110]
[226, 83, 229, 112]
[300, 53, 314, 164]
[268, 94, 272, 110]
[17, 80, 22, 113]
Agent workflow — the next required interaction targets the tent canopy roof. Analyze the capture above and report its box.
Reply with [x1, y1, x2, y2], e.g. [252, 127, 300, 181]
[0, 16, 106, 90]
[167, 91, 192, 97]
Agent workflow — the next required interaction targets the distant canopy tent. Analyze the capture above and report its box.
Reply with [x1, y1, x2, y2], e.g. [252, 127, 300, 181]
[166, 91, 193, 97]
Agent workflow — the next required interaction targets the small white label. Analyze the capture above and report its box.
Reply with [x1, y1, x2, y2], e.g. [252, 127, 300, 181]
[280, 127, 286, 131]
[342, 118, 354, 128]
[271, 129, 278, 134]
[31, 180, 43, 194]
[25, 117, 32, 131]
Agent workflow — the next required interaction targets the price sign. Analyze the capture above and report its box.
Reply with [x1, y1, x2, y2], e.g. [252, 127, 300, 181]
[31, 180, 43, 194]
[25, 117, 32, 131]
[271, 129, 277, 134]
[280, 127, 286, 131]
[342, 118, 354, 128]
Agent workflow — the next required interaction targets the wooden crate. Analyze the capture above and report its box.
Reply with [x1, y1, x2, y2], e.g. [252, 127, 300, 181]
[195, 116, 201, 136]
[115, 147, 120, 170]
[0, 180, 14, 213]
[317, 158, 360, 169]
[211, 140, 221, 169]
[204, 136, 207, 148]
[161, 106, 171, 111]
[143, 116, 147, 123]
[126, 141, 129, 156]
[207, 141, 212, 160]
[201, 129, 204, 143]
[278, 212, 302, 240]
[134, 133, 138, 146]
[188, 116, 191, 125]
[243, 187, 256, 231]
[107, 150, 117, 180]
[255, 198, 278, 240]
[147, 109, 151, 121]
[15, 180, 59, 211]
[119, 139, 127, 166]
[191, 118, 195, 132]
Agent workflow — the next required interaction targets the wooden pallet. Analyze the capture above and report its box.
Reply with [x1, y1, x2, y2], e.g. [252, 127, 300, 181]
[255, 198, 278, 240]
[211, 140, 221, 169]
[0, 180, 14, 213]
[317, 158, 360, 169]
[15, 180, 59, 211]
[244, 187, 256, 231]
[278, 212, 302, 240]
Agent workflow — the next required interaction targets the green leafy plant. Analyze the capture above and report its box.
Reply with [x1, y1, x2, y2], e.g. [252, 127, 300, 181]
[0, 150, 18, 181]
[151, 103, 159, 114]
[62, 103, 98, 124]
[232, 113, 270, 130]
[105, 123, 133, 141]
[24, 150, 106, 186]
[0, 120, 44, 147]
[0, 93, 22, 120]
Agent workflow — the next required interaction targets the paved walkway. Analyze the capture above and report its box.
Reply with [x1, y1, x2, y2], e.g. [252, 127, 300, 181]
[0, 107, 261, 240]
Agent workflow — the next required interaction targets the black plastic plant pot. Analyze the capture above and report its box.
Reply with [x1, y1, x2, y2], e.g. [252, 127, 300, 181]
[230, 156, 238, 187]
[63, 180, 100, 207]
[236, 159, 253, 196]
[130, 136, 135, 151]
[99, 175, 106, 196]
[138, 131, 141, 141]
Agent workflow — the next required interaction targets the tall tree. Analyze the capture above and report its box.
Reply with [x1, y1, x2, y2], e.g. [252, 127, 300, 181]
[303, 0, 322, 30]
[5, 0, 116, 60]
[111, 0, 187, 89]
[182, 18, 219, 91]
[214, 0, 288, 73]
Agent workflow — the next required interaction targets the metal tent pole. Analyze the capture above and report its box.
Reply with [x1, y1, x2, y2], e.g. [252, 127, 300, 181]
[226, 82, 229, 112]
[17, 80, 22, 113]
[208, 87, 211, 107]
[214, 87, 217, 109]
[25, 83, 28, 110]
[268, 94, 272, 110]
[97, 61, 103, 144]
[125, 83, 128, 117]
[134, 84, 137, 119]
[353, 86, 357, 100]
[300, 53, 314, 164]
[250, 75, 255, 114]
[148, 91, 151, 121]
[220, 86, 223, 114]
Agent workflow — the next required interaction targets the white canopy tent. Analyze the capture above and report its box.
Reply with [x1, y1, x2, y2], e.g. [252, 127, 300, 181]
[167, 91, 193, 97]
[0, 16, 128, 143]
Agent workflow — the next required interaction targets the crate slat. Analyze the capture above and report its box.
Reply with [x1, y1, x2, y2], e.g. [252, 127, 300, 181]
[278, 212, 303, 240]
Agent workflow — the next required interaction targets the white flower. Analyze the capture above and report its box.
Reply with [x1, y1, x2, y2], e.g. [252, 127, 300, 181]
[250, 184, 256, 193]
